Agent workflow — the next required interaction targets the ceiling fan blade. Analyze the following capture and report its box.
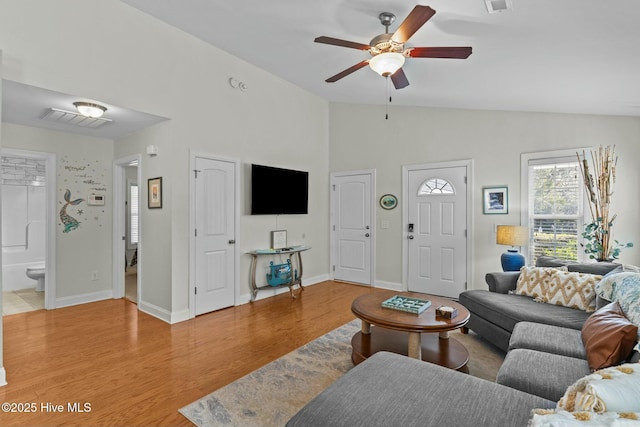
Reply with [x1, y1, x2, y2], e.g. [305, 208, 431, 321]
[314, 36, 371, 50]
[391, 68, 409, 89]
[325, 61, 369, 83]
[409, 47, 472, 59]
[391, 5, 436, 43]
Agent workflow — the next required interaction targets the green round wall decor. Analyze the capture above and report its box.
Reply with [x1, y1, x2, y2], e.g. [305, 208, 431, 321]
[380, 194, 397, 210]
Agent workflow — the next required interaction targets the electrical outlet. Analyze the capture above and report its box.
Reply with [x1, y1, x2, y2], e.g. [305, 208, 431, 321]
[91, 270, 99, 281]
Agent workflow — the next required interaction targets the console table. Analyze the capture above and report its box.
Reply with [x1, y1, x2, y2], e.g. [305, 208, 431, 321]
[247, 246, 310, 301]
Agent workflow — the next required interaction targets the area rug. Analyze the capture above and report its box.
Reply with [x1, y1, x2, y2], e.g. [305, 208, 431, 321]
[179, 320, 504, 427]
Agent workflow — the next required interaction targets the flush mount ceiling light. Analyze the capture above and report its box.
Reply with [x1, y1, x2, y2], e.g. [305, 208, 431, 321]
[73, 101, 107, 118]
[369, 52, 406, 77]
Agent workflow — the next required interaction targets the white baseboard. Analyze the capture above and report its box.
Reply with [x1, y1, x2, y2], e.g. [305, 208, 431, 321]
[138, 300, 172, 323]
[374, 280, 403, 291]
[55, 290, 113, 309]
[0, 367, 7, 387]
[169, 309, 190, 324]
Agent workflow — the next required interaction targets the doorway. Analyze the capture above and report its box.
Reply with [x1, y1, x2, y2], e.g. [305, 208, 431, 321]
[189, 153, 239, 317]
[113, 155, 141, 304]
[330, 170, 376, 286]
[402, 161, 472, 298]
[1, 148, 57, 314]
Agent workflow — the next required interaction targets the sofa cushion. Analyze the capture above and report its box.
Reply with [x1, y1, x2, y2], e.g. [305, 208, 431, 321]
[546, 271, 601, 312]
[459, 290, 591, 334]
[582, 302, 638, 370]
[287, 352, 555, 427]
[497, 349, 590, 401]
[509, 322, 586, 359]
[514, 266, 558, 300]
[536, 256, 619, 276]
[557, 363, 640, 413]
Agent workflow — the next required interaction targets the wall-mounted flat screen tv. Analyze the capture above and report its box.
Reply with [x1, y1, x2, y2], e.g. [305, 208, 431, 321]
[251, 164, 309, 215]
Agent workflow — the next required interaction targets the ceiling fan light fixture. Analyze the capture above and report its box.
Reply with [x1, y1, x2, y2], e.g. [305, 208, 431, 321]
[73, 101, 107, 118]
[369, 52, 405, 77]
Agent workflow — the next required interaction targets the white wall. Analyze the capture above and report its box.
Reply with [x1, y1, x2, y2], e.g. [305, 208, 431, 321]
[0, 1, 330, 324]
[329, 103, 640, 290]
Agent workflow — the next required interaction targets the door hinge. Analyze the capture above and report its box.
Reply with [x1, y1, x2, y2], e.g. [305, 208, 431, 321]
[195, 228, 198, 237]
[464, 229, 467, 237]
[333, 225, 335, 231]
[332, 265, 335, 272]
[195, 286, 197, 295]
[464, 176, 467, 184]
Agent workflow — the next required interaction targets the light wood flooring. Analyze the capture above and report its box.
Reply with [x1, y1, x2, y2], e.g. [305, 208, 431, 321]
[0, 281, 380, 426]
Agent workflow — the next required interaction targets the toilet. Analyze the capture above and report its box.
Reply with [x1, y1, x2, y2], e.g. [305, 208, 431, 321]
[26, 263, 45, 292]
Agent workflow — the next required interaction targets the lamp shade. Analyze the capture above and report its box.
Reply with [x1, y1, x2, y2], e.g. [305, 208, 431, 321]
[369, 52, 405, 77]
[496, 225, 528, 247]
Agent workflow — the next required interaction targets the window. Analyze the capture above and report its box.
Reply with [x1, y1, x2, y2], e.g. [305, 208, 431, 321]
[418, 178, 455, 195]
[129, 183, 139, 247]
[522, 151, 587, 264]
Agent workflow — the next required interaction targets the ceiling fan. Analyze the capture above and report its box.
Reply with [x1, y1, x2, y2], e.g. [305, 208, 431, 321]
[314, 5, 472, 89]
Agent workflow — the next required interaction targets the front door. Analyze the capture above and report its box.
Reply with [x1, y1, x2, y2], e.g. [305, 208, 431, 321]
[194, 157, 236, 315]
[406, 164, 468, 298]
[331, 171, 374, 285]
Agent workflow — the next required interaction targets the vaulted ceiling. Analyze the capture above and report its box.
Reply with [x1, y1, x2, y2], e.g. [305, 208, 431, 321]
[121, 0, 640, 117]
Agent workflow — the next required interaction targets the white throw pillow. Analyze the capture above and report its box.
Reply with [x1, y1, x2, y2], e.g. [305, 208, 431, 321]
[557, 363, 640, 413]
[529, 409, 640, 426]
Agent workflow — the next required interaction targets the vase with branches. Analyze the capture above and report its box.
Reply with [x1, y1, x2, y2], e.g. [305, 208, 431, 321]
[577, 145, 633, 261]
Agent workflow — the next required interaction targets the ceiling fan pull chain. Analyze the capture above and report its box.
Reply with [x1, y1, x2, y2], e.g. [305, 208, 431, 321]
[385, 77, 390, 120]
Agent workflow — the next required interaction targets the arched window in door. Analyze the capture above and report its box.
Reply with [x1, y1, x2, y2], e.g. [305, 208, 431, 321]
[417, 178, 455, 195]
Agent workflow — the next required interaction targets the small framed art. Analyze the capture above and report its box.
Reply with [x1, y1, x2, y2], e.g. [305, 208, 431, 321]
[380, 194, 398, 210]
[148, 177, 163, 209]
[271, 230, 287, 250]
[482, 186, 508, 214]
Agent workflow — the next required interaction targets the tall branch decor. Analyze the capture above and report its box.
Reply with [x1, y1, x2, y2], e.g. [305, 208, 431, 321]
[577, 145, 632, 261]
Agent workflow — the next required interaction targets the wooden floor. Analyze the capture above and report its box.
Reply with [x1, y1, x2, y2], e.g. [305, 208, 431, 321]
[0, 281, 380, 426]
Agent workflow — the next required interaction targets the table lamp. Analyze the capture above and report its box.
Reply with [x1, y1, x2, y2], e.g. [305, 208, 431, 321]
[496, 225, 528, 271]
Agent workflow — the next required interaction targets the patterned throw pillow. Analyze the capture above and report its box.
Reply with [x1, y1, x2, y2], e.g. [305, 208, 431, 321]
[529, 409, 640, 426]
[546, 271, 601, 312]
[595, 272, 639, 302]
[514, 266, 559, 300]
[557, 363, 640, 413]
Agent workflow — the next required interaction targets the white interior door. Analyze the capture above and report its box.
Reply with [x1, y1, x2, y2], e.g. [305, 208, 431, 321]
[407, 165, 467, 298]
[331, 171, 374, 285]
[194, 157, 236, 315]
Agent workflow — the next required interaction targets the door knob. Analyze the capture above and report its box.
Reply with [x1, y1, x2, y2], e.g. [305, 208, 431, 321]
[365, 233, 370, 237]
[228, 239, 236, 244]
[408, 235, 414, 240]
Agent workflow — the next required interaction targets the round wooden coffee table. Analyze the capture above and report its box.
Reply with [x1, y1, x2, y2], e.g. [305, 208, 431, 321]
[351, 291, 470, 372]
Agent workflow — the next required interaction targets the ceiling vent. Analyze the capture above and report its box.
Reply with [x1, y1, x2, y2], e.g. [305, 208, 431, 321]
[485, 0, 512, 13]
[40, 108, 112, 129]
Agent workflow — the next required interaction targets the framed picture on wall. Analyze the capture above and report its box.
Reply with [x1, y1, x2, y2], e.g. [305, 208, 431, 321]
[148, 177, 162, 209]
[482, 186, 508, 214]
[271, 230, 287, 250]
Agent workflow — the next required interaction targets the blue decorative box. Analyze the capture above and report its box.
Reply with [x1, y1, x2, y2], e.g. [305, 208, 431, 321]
[381, 295, 431, 315]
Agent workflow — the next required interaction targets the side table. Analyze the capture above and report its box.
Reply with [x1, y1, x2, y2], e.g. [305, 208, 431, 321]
[247, 246, 310, 301]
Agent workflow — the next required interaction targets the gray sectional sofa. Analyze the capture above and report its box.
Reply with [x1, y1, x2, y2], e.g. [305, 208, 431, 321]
[287, 258, 638, 426]
[458, 256, 619, 352]
[287, 351, 556, 427]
